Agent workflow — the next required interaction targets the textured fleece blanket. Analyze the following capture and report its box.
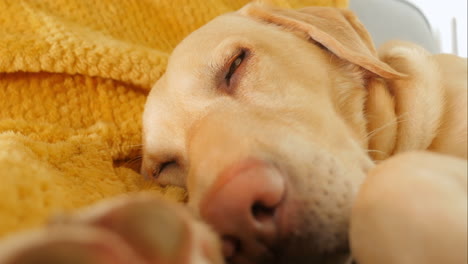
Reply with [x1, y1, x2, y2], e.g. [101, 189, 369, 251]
[0, 0, 347, 237]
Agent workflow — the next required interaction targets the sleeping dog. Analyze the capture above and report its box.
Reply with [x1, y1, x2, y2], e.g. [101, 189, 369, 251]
[140, 3, 467, 263]
[1, 3, 466, 264]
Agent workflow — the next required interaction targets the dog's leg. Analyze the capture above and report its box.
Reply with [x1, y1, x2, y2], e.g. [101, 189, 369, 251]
[0, 195, 224, 264]
[350, 151, 467, 264]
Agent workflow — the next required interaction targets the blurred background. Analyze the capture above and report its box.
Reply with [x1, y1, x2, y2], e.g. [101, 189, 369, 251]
[349, 0, 467, 57]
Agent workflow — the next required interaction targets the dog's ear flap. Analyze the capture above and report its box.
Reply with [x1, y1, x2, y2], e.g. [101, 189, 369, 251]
[239, 3, 405, 79]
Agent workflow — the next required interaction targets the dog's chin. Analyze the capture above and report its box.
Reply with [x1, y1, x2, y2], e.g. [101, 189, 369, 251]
[252, 240, 351, 264]
[270, 233, 351, 264]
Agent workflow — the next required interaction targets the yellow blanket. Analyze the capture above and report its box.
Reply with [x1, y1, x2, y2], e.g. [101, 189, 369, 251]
[0, 0, 347, 237]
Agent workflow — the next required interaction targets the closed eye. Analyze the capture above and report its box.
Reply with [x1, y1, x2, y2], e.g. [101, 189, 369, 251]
[152, 160, 176, 178]
[149, 159, 186, 187]
[225, 50, 246, 86]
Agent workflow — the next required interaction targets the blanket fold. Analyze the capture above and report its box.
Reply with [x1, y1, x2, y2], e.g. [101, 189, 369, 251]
[0, 0, 347, 237]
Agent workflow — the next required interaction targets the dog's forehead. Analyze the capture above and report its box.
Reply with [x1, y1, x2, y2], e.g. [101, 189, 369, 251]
[176, 14, 250, 49]
[167, 14, 264, 68]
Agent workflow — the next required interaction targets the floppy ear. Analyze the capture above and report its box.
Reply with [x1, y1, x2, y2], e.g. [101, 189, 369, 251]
[239, 3, 405, 79]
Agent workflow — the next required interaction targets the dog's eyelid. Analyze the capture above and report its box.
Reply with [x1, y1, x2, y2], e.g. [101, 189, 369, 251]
[152, 160, 178, 178]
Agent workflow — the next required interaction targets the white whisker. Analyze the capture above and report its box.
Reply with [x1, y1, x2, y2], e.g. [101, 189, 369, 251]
[365, 112, 410, 140]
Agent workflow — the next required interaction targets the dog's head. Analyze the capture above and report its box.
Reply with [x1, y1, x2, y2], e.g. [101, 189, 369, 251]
[142, 3, 403, 263]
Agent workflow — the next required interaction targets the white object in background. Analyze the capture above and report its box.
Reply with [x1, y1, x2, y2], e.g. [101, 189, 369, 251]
[350, 0, 439, 54]
[409, 0, 467, 57]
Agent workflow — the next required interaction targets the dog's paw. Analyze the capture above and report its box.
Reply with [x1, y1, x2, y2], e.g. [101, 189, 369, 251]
[0, 195, 224, 264]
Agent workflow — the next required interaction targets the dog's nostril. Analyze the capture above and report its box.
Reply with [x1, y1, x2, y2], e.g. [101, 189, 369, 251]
[222, 235, 241, 259]
[251, 201, 275, 221]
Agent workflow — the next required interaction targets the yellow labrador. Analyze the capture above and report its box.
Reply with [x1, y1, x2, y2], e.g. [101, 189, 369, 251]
[0, 3, 466, 264]
[140, 3, 467, 263]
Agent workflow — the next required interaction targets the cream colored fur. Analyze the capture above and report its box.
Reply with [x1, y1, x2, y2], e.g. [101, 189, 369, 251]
[140, 3, 467, 263]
